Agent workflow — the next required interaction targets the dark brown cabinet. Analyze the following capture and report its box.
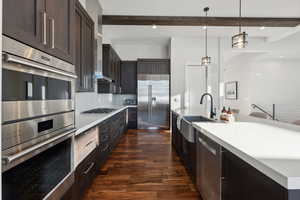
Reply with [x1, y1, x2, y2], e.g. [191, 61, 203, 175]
[121, 61, 137, 94]
[102, 44, 122, 92]
[45, 0, 75, 63]
[75, 1, 95, 92]
[3, 0, 75, 64]
[127, 107, 137, 129]
[97, 109, 127, 168]
[71, 110, 127, 200]
[221, 149, 300, 200]
[171, 112, 196, 182]
[73, 148, 98, 200]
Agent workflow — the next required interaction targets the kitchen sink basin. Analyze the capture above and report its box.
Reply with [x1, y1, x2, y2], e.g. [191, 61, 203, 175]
[178, 115, 214, 143]
[183, 115, 214, 123]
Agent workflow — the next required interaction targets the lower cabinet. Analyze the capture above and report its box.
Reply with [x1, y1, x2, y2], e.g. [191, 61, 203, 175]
[127, 107, 137, 129]
[73, 148, 98, 200]
[70, 109, 128, 200]
[221, 149, 290, 200]
[171, 112, 197, 182]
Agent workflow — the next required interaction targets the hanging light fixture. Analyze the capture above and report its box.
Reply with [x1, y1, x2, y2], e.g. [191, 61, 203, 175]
[232, 0, 248, 48]
[201, 7, 211, 66]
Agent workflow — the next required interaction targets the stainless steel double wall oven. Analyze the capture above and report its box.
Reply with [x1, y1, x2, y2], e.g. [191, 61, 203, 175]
[2, 36, 76, 200]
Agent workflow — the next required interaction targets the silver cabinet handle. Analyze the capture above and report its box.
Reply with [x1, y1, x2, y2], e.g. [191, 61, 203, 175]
[2, 128, 75, 164]
[85, 141, 94, 147]
[42, 12, 47, 45]
[51, 18, 55, 49]
[198, 137, 217, 156]
[83, 162, 95, 175]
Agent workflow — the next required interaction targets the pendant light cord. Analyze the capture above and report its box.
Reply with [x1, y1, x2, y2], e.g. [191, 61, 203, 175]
[239, 0, 242, 33]
[205, 10, 208, 57]
[204, 7, 209, 57]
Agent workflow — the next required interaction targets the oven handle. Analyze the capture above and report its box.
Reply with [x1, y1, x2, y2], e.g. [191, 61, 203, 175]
[2, 128, 76, 164]
[3, 53, 77, 79]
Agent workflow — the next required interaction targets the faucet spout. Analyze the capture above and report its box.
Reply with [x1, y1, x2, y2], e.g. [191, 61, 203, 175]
[200, 93, 216, 119]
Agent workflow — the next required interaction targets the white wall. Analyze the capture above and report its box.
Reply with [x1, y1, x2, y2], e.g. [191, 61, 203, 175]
[223, 54, 300, 123]
[170, 35, 300, 125]
[170, 37, 220, 110]
[184, 66, 207, 109]
[112, 43, 169, 60]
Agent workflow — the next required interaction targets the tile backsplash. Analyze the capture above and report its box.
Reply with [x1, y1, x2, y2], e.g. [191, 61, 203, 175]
[75, 92, 136, 113]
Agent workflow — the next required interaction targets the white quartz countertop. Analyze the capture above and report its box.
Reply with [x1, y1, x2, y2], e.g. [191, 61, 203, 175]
[75, 105, 137, 136]
[193, 122, 300, 190]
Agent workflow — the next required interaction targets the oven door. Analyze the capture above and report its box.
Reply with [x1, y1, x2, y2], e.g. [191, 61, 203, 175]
[2, 133, 74, 200]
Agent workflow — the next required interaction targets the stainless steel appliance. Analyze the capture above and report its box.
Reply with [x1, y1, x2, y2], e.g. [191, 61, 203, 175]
[2, 36, 76, 199]
[137, 64, 170, 130]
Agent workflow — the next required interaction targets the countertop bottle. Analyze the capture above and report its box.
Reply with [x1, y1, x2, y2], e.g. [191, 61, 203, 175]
[227, 107, 235, 122]
[220, 106, 228, 121]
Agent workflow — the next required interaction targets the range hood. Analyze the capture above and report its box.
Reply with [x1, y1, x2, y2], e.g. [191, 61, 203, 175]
[95, 73, 113, 82]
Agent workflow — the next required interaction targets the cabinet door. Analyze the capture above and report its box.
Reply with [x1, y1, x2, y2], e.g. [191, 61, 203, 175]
[45, 0, 75, 64]
[128, 107, 137, 129]
[121, 61, 137, 94]
[75, 2, 95, 92]
[75, 8, 84, 91]
[83, 18, 94, 91]
[222, 150, 287, 200]
[102, 44, 111, 78]
[3, 0, 46, 51]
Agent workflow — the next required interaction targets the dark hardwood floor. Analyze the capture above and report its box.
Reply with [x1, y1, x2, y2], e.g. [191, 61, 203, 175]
[83, 129, 202, 200]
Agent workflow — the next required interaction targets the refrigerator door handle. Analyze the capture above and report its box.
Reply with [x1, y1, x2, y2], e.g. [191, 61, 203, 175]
[148, 85, 152, 120]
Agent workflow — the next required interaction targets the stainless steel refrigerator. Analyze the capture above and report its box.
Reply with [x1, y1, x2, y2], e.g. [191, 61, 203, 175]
[137, 74, 170, 130]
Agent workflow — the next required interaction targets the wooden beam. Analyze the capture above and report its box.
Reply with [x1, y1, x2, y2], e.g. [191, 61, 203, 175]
[102, 15, 300, 27]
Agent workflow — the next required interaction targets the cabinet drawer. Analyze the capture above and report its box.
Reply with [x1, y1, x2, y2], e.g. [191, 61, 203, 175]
[74, 148, 98, 200]
[75, 127, 99, 166]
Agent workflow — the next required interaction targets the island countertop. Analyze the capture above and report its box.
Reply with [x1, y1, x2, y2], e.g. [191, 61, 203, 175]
[193, 121, 300, 190]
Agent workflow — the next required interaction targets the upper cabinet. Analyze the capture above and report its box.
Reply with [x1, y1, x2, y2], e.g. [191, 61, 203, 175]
[75, 1, 95, 92]
[45, 0, 75, 64]
[3, 0, 75, 64]
[121, 61, 137, 94]
[102, 44, 122, 88]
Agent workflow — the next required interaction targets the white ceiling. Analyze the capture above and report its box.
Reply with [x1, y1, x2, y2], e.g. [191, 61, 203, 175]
[103, 25, 296, 44]
[99, 0, 300, 59]
[99, 0, 300, 17]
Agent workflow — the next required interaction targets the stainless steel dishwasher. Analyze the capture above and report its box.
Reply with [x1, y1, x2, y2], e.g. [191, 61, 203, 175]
[196, 130, 222, 200]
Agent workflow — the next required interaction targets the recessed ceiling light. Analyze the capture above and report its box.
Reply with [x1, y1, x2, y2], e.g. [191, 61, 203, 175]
[260, 26, 265, 30]
[203, 26, 207, 30]
[152, 24, 157, 29]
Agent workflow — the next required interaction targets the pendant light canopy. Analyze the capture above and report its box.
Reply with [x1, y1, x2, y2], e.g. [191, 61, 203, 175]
[201, 7, 211, 66]
[232, 0, 248, 48]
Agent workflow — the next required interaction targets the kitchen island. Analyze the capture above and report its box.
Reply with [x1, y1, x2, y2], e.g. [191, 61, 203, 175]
[172, 107, 300, 200]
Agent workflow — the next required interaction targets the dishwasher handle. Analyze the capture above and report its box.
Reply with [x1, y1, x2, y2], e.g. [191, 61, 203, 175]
[198, 137, 217, 156]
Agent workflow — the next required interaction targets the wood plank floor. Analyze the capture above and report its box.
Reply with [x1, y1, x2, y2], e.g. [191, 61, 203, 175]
[83, 130, 202, 200]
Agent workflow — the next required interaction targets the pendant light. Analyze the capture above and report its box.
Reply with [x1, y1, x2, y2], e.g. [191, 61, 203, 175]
[201, 7, 211, 66]
[232, 0, 248, 48]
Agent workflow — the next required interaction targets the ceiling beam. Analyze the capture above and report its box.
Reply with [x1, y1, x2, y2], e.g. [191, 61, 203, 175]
[102, 15, 300, 27]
